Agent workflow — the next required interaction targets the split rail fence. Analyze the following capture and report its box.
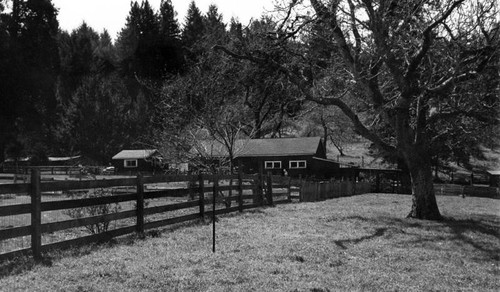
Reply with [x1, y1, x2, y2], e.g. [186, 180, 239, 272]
[0, 170, 378, 262]
[0, 170, 300, 261]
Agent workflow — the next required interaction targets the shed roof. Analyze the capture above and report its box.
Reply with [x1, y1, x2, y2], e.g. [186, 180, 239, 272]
[48, 155, 81, 162]
[112, 149, 160, 160]
[194, 137, 322, 158]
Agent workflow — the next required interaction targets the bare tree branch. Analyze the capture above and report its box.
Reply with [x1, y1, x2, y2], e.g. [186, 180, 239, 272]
[405, 0, 465, 80]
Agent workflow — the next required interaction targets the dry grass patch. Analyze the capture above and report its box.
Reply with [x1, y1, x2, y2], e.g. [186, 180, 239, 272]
[0, 194, 499, 291]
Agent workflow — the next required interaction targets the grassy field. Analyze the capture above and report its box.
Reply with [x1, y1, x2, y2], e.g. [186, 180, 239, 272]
[0, 193, 499, 291]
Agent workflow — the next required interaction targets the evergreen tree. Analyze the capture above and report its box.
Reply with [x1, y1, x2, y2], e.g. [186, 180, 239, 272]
[1, 0, 60, 160]
[116, 1, 161, 79]
[181, 1, 204, 63]
[228, 17, 243, 50]
[58, 74, 143, 162]
[159, 0, 180, 40]
[158, 0, 184, 73]
[0, 0, 14, 162]
[58, 22, 100, 96]
[94, 30, 117, 75]
[203, 4, 227, 46]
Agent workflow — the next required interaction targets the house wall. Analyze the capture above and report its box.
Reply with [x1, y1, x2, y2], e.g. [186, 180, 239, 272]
[112, 159, 161, 174]
[236, 155, 338, 178]
[310, 159, 340, 179]
[490, 174, 499, 187]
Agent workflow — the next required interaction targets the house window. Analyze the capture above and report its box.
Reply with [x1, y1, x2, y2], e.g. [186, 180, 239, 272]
[265, 161, 282, 169]
[289, 160, 307, 169]
[124, 159, 138, 168]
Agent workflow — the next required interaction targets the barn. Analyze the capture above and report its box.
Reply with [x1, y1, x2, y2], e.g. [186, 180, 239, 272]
[234, 137, 339, 178]
[190, 137, 340, 178]
[111, 149, 164, 174]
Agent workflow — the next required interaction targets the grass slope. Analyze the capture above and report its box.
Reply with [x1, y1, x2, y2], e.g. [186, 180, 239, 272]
[1, 194, 499, 291]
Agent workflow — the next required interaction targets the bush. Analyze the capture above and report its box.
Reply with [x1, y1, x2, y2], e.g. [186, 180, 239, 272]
[63, 188, 121, 234]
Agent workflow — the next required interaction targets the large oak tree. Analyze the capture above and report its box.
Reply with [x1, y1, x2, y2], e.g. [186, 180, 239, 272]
[216, 0, 499, 220]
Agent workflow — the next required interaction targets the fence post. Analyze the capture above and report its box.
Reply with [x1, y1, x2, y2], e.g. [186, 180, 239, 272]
[266, 172, 274, 206]
[238, 167, 243, 212]
[198, 173, 205, 219]
[136, 174, 144, 236]
[287, 177, 292, 202]
[353, 174, 357, 195]
[212, 175, 218, 253]
[298, 174, 303, 202]
[258, 164, 264, 206]
[188, 177, 194, 200]
[315, 182, 320, 201]
[30, 169, 42, 261]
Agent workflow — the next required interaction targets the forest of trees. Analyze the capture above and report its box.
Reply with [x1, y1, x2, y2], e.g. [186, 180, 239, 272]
[0, 0, 498, 219]
[0, 0, 317, 165]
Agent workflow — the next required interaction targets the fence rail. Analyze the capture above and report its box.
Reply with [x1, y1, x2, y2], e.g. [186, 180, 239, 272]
[0, 171, 410, 261]
[0, 171, 298, 261]
[434, 184, 499, 199]
[2, 165, 83, 175]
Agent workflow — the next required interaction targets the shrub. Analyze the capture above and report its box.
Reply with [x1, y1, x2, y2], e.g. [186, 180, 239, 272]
[63, 188, 121, 234]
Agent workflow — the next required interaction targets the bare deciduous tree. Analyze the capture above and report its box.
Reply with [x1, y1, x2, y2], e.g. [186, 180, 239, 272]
[215, 0, 499, 220]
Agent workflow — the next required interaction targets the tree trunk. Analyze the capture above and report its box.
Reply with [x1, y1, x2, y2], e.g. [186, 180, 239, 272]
[405, 150, 442, 220]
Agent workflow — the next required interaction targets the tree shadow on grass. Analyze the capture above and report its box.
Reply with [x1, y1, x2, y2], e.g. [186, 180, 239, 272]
[327, 213, 500, 261]
[334, 227, 388, 249]
[440, 215, 500, 259]
[381, 214, 500, 261]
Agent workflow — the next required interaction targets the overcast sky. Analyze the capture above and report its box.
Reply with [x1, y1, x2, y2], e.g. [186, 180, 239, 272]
[51, 0, 275, 40]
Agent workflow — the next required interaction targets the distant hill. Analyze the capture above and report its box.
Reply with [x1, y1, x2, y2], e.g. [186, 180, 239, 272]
[326, 139, 500, 184]
[325, 140, 394, 169]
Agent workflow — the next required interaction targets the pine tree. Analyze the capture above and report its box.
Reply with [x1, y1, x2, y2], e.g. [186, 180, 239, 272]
[159, 0, 180, 41]
[158, 0, 184, 73]
[2, 0, 60, 159]
[181, 1, 204, 63]
[203, 4, 226, 46]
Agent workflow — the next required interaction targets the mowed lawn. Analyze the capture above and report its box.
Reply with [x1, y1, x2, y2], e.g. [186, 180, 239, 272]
[0, 194, 499, 291]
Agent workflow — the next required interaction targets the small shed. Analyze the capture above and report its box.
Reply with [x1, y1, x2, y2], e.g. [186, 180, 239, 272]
[487, 170, 500, 187]
[111, 149, 164, 174]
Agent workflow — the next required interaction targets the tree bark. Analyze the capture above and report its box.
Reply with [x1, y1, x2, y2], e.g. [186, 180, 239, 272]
[405, 149, 442, 220]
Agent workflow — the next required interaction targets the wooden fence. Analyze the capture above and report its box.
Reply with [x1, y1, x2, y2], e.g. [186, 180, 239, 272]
[2, 165, 83, 175]
[300, 180, 372, 202]
[0, 170, 381, 261]
[0, 170, 299, 261]
[434, 184, 499, 199]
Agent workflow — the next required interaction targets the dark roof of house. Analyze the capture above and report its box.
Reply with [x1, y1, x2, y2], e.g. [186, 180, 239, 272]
[237, 137, 322, 157]
[193, 137, 322, 158]
[112, 149, 160, 160]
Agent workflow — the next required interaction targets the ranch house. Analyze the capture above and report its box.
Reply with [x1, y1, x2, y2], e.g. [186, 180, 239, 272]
[191, 137, 340, 178]
[234, 137, 339, 178]
[111, 149, 164, 174]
